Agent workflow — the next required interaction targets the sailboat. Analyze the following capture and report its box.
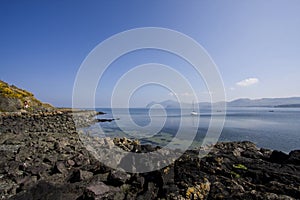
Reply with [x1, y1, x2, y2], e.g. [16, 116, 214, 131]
[190, 101, 199, 116]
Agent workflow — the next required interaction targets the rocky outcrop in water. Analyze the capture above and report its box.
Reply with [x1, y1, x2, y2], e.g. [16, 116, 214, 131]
[0, 112, 299, 199]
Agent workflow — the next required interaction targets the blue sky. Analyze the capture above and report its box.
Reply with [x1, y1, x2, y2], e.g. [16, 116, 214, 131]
[1, 1, 300, 107]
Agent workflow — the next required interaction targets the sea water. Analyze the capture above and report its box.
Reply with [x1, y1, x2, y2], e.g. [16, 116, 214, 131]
[83, 107, 300, 152]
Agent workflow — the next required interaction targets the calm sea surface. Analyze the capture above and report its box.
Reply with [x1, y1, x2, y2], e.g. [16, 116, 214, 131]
[83, 107, 300, 152]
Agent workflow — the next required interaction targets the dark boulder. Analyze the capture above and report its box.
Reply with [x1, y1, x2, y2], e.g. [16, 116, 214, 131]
[83, 182, 122, 200]
[95, 118, 114, 122]
[287, 150, 300, 165]
[107, 170, 131, 186]
[69, 169, 93, 183]
[269, 150, 289, 163]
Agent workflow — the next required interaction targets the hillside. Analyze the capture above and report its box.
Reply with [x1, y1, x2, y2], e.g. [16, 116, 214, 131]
[227, 97, 300, 107]
[0, 80, 54, 112]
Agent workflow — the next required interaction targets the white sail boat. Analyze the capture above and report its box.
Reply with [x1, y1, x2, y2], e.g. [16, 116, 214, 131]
[190, 101, 199, 116]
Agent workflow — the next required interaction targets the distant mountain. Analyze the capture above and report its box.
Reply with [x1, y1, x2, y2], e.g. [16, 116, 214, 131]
[0, 80, 54, 112]
[145, 97, 300, 108]
[228, 97, 300, 107]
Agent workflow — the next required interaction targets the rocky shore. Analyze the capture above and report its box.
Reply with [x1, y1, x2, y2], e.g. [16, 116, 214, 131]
[0, 112, 299, 199]
[0, 110, 107, 134]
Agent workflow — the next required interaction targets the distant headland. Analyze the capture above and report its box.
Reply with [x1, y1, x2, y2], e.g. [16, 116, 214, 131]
[146, 97, 300, 109]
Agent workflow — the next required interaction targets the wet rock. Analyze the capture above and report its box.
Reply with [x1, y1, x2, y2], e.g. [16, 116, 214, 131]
[95, 118, 114, 122]
[96, 111, 106, 115]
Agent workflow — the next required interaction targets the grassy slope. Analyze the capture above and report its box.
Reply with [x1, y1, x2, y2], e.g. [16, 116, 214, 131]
[0, 80, 53, 112]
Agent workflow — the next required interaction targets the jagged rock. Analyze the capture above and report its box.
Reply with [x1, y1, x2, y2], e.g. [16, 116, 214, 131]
[69, 169, 93, 183]
[107, 170, 131, 186]
[83, 182, 122, 199]
[54, 161, 68, 174]
[287, 150, 300, 165]
[73, 153, 90, 166]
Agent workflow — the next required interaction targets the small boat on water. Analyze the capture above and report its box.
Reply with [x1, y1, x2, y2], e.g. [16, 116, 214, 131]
[191, 111, 199, 116]
[190, 101, 199, 116]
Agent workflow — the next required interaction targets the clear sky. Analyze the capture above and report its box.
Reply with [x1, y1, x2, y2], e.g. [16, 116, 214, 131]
[1, 0, 300, 107]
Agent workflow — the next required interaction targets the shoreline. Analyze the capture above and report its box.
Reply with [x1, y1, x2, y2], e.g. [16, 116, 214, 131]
[0, 111, 299, 199]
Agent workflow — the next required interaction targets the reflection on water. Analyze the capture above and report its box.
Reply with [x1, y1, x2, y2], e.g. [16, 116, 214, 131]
[82, 107, 300, 152]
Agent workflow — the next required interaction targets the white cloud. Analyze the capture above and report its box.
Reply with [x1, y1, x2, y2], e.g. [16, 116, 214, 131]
[236, 78, 259, 87]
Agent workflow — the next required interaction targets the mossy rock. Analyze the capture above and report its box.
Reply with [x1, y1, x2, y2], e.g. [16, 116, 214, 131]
[233, 164, 248, 170]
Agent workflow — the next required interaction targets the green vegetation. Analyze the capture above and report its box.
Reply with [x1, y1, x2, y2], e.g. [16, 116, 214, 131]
[233, 164, 248, 170]
[0, 81, 34, 100]
[231, 164, 247, 178]
[230, 171, 241, 178]
[0, 80, 53, 112]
